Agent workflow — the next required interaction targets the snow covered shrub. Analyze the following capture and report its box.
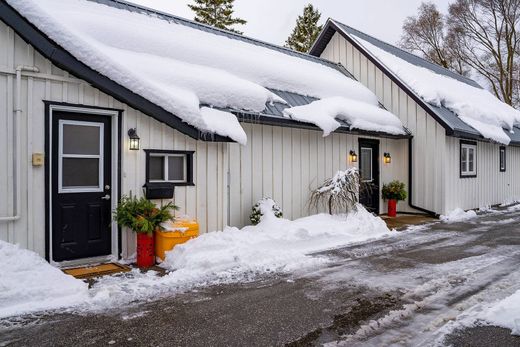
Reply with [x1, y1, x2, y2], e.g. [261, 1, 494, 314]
[250, 198, 283, 225]
[310, 168, 360, 214]
[382, 180, 407, 201]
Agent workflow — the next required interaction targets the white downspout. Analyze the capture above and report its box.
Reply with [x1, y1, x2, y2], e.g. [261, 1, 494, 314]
[0, 65, 39, 223]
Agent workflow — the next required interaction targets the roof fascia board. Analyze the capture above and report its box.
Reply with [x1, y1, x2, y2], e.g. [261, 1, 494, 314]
[310, 20, 457, 136]
[0, 1, 233, 143]
[233, 111, 412, 140]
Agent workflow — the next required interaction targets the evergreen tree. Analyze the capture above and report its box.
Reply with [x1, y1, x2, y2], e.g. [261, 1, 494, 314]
[285, 4, 323, 53]
[188, 0, 246, 34]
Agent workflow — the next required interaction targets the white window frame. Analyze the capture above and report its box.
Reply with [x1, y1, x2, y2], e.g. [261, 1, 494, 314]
[460, 142, 477, 177]
[149, 153, 188, 184]
[360, 147, 373, 182]
[58, 120, 104, 193]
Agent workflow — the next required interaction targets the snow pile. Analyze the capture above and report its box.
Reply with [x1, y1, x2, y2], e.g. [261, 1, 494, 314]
[0, 240, 88, 319]
[479, 289, 520, 335]
[163, 205, 393, 278]
[352, 35, 520, 144]
[7, 0, 401, 143]
[284, 97, 405, 136]
[440, 208, 478, 223]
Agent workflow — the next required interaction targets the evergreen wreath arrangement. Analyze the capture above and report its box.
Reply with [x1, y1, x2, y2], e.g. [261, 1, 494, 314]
[382, 181, 408, 201]
[113, 195, 178, 234]
[250, 197, 283, 225]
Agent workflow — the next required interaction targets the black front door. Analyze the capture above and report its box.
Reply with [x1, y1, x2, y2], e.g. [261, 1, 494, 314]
[358, 139, 380, 213]
[51, 112, 112, 262]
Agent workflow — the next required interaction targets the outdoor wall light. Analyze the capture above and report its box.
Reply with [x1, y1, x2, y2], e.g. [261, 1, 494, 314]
[128, 128, 140, 151]
[349, 150, 358, 163]
[384, 152, 392, 164]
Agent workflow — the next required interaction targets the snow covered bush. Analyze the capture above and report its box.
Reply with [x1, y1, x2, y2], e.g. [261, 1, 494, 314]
[309, 168, 360, 214]
[250, 197, 283, 225]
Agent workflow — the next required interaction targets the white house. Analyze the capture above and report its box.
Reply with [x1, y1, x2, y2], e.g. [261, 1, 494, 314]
[0, 0, 413, 265]
[311, 19, 520, 215]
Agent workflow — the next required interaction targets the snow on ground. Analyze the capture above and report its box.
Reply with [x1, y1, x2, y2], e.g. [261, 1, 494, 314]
[440, 208, 478, 223]
[163, 204, 392, 275]
[0, 240, 89, 319]
[7, 0, 403, 142]
[351, 35, 520, 144]
[478, 289, 520, 335]
[284, 97, 405, 136]
[0, 206, 394, 318]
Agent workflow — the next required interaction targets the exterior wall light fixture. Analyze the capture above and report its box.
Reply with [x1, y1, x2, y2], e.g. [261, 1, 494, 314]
[349, 150, 358, 163]
[384, 152, 392, 164]
[128, 128, 140, 151]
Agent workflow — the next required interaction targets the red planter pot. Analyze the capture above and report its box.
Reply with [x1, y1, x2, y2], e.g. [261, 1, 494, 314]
[387, 199, 397, 217]
[136, 232, 155, 268]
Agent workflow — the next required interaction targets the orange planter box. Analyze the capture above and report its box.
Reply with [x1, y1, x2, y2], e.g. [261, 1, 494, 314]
[155, 219, 199, 261]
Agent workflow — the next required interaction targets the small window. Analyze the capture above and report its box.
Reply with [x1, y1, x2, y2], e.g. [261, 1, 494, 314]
[145, 150, 194, 185]
[460, 141, 477, 178]
[499, 146, 506, 172]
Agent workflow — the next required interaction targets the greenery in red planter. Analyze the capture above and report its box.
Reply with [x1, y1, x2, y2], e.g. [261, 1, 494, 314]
[113, 195, 178, 235]
[382, 181, 407, 201]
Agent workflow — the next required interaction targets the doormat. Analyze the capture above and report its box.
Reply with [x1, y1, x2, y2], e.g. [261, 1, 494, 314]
[63, 263, 131, 279]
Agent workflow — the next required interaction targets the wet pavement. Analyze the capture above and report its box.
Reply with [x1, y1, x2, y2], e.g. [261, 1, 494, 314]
[1, 207, 520, 346]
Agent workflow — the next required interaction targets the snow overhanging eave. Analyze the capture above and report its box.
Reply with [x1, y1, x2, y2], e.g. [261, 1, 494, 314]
[0, 1, 234, 143]
[225, 108, 412, 139]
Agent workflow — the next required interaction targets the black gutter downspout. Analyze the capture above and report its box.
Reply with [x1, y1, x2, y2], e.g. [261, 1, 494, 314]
[408, 138, 439, 217]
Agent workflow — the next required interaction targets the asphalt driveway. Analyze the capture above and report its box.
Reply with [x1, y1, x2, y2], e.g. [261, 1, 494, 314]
[1, 207, 520, 346]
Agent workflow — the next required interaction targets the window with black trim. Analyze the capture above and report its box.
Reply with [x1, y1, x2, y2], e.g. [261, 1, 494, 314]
[145, 150, 194, 186]
[460, 141, 477, 178]
[499, 146, 506, 172]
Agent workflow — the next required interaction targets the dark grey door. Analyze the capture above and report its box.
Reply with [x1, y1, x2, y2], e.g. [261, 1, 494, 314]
[358, 139, 380, 213]
[51, 112, 112, 261]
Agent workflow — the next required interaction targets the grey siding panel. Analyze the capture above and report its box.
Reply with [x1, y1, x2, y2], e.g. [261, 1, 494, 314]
[444, 137, 520, 211]
[321, 32, 441, 213]
[227, 123, 411, 227]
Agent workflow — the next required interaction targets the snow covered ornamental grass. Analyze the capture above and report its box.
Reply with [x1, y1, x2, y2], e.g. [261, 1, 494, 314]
[7, 0, 405, 144]
[352, 35, 520, 145]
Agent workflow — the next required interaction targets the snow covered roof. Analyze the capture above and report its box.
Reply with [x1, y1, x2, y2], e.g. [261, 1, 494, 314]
[4, 0, 408, 144]
[311, 19, 520, 145]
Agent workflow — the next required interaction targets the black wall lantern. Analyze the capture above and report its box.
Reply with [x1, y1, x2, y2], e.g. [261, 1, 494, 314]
[349, 150, 358, 163]
[384, 152, 392, 164]
[128, 128, 140, 151]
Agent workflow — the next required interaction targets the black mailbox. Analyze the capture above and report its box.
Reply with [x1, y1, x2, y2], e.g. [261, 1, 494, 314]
[143, 183, 174, 199]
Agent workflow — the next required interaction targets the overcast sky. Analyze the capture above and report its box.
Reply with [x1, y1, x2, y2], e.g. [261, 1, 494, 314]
[129, 0, 451, 46]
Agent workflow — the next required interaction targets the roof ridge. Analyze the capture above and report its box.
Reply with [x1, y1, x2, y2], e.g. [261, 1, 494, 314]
[330, 18, 481, 88]
[88, 0, 341, 68]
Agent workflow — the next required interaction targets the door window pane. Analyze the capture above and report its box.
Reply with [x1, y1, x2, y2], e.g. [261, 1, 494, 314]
[360, 148, 373, 181]
[168, 156, 186, 181]
[149, 156, 165, 180]
[63, 124, 100, 155]
[62, 158, 99, 187]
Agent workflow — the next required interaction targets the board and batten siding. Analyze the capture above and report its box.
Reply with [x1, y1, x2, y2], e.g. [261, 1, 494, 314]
[228, 122, 410, 227]
[319, 32, 446, 214]
[444, 138, 520, 211]
[0, 22, 227, 258]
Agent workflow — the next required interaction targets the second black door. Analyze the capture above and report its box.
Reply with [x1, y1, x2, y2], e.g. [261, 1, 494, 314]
[358, 139, 380, 213]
